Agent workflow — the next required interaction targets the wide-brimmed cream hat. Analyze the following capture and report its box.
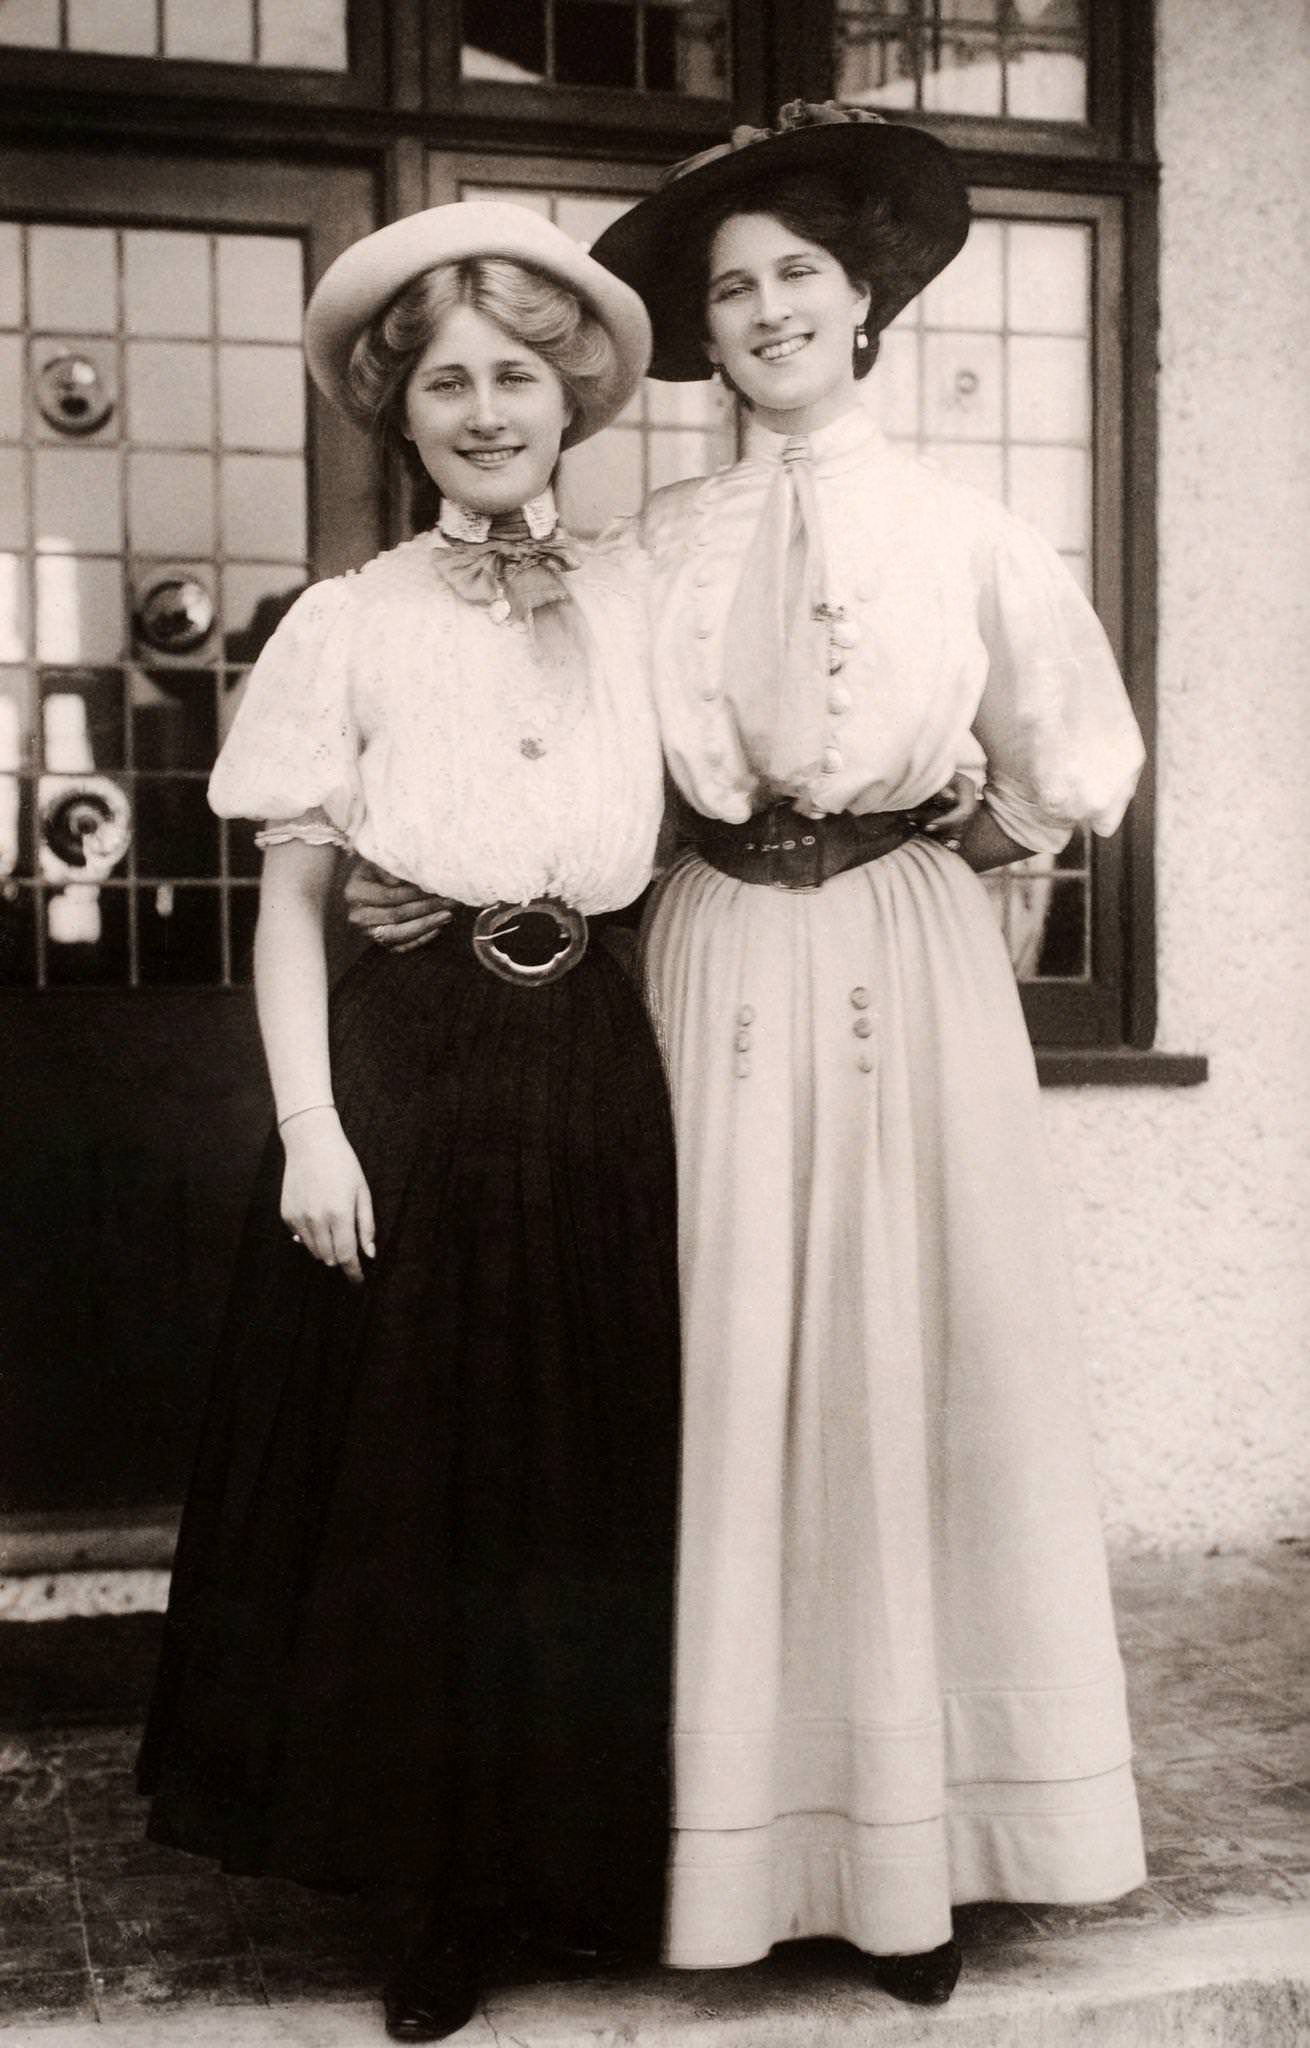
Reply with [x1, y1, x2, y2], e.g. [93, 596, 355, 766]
[304, 200, 652, 448]
[590, 101, 969, 382]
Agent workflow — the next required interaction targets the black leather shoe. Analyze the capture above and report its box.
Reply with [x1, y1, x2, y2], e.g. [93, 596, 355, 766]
[507, 1912, 633, 1973]
[866, 1935, 962, 2005]
[382, 1935, 480, 2041]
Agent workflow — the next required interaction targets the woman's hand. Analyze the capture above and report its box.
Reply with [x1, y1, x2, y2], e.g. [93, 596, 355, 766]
[910, 775, 1034, 872]
[911, 773, 980, 847]
[280, 1106, 376, 1285]
[344, 858, 453, 952]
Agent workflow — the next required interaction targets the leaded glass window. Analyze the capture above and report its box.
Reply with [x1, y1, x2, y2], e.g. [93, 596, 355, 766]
[461, 0, 730, 99]
[0, 221, 309, 988]
[836, 0, 1087, 124]
[0, 0, 348, 69]
[865, 207, 1101, 984]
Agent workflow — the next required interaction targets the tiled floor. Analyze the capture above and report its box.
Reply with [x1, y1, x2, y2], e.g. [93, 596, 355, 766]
[1, 1546, 1307, 2035]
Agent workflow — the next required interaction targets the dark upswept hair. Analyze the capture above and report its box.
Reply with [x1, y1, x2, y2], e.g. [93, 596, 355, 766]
[674, 167, 939, 384]
[346, 255, 618, 481]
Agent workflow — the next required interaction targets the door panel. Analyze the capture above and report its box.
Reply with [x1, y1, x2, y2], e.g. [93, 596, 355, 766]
[0, 150, 379, 1545]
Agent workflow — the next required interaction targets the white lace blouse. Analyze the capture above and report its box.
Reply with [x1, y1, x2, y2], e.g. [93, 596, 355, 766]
[207, 527, 662, 915]
[640, 406, 1144, 855]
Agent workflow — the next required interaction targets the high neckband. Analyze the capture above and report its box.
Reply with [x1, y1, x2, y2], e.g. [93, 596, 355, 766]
[437, 487, 558, 544]
[743, 403, 887, 477]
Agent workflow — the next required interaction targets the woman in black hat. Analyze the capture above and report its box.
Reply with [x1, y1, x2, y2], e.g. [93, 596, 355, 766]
[137, 202, 679, 2043]
[583, 103, 1148, 2004]
[346, 114, 1149, 2009]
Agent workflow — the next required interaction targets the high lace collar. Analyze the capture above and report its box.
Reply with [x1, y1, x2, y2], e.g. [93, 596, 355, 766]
[743, 402, 887, 479]
[436, 487, 558, 545]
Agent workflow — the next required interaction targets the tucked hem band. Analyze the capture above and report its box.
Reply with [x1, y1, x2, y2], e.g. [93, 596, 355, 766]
[663, 1771, 1146, 1966]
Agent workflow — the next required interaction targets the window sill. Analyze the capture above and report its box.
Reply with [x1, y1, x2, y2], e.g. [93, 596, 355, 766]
[1037, 1049, 1209, 1087]
[0, 1508, 179, 1575]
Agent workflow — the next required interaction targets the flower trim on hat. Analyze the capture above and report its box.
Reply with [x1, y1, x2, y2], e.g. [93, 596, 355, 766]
[663, 101, 891, 192]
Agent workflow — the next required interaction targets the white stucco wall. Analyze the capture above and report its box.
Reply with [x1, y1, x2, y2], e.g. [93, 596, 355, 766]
[1046, 0, 1310, 1550]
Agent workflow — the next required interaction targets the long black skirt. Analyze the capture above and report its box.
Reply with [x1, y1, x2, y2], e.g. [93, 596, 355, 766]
[138, 930, 680, 1954]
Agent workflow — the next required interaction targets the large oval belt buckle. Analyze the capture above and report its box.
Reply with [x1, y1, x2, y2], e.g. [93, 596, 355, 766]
[471, 898, 588, 987]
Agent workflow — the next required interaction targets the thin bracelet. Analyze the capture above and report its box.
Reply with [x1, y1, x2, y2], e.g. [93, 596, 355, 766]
[277, 1101, 336, 1130]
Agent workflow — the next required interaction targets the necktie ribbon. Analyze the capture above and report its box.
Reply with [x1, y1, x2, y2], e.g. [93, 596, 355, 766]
[722, 436, 833, 793]
[432, 534, 583, 622]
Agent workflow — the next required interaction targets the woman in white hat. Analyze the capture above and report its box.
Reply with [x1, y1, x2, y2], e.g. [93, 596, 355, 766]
[582, 101, 1149, 2004]
[137, 203, 679, 2043]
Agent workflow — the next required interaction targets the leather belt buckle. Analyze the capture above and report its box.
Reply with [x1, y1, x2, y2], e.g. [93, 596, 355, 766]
[471, 899, 588, 986]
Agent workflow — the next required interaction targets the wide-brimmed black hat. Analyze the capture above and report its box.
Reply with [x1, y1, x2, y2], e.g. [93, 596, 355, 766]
[590, 100, 970, 382]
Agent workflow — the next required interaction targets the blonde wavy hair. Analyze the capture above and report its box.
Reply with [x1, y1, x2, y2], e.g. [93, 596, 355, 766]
[347, 257, 617, 480]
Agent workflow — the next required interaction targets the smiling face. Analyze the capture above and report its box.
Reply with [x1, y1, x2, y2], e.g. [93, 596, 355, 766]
[704, 212, 871, 435]
[403, 302, 572, 514]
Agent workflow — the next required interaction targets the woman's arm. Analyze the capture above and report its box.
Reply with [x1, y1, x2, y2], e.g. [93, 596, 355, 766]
[953, 804, 1036, 874]
[255, 838, 375, 1284]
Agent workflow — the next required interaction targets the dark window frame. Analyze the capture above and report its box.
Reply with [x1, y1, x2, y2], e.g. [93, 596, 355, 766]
[0, 0, 388, 110]
[427, 0, 765, 140]
[799, 0, 1134, 162]
[963, 182, 1131, 1054]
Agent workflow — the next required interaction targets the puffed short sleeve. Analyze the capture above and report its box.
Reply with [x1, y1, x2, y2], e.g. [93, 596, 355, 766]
[207, 577, 362, 850]
[638, 475, 704, 558]
[589, 513, 654, 593]
[593, 511, 642, 556]
[972, 503, 1145, 855]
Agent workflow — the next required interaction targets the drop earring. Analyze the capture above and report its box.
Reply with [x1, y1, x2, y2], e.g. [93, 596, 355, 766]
[854, 326, 870, 354]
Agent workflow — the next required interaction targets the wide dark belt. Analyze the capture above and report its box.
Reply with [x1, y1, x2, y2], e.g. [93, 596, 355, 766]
[689, 800, 919, 891]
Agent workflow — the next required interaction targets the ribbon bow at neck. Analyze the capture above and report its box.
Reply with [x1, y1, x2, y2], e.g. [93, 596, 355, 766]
[432, 524, 582, 624]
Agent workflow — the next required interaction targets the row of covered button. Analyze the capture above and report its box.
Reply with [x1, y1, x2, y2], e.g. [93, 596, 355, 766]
[814, 600, 863, 780]
[687, 511, 734, 786]
[733, 989, 878, 1079]
[686, 485, 870, 794]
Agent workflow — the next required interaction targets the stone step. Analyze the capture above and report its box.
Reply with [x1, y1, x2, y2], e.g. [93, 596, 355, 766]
[13, 1909, 1310, 2048]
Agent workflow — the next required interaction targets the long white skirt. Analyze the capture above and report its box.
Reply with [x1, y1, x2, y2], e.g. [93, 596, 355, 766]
[643, 839, 1145, 1968]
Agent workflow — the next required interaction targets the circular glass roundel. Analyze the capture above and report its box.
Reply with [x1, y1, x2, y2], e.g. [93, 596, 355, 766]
[37, 351, 116, 435]
[40, 777, 133, 871]
[135, 577, 215, 655]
